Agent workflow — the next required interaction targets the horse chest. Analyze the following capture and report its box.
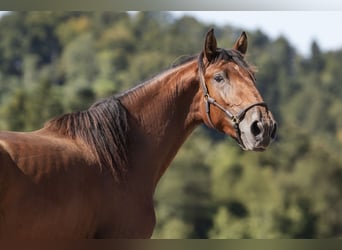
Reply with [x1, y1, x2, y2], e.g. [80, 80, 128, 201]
[95, 187, 156, 238]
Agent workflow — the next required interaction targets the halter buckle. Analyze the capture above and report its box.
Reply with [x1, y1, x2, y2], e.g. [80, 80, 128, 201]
[204, 95, 216, 104]
[231, 116, 239, 124]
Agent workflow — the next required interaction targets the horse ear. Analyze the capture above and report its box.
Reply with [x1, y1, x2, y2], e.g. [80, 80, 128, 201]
[233, 31, 248, 56]
[204, 28, 217, 62]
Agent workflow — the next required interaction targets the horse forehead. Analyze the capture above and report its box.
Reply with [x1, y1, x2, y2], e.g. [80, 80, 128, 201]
[210, 60, 252, 81]
[233, 64, 241, 71]
[230, 64, 251, 80]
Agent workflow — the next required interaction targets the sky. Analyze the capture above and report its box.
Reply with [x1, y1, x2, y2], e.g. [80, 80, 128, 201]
[172, 11, 342, 56]
[1, 11, 342, 56]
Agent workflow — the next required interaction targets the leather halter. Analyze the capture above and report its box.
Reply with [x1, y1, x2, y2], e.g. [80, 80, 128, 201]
[198, 51, 268, 149]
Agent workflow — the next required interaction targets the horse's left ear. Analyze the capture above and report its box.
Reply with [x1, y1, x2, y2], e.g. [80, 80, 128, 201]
[204, 28, 217, 62]
[233, 31, 248, 56]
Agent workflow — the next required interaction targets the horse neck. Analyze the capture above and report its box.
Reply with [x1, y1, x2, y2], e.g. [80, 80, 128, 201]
[119, 60, 202, 192]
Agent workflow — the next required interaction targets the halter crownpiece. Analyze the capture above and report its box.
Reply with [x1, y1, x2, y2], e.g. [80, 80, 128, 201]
[198, 51, 268, 149]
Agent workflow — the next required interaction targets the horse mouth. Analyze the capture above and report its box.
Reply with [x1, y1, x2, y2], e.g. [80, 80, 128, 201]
[251, 146, 266, 152]
[235, 131, 273, 152]
[236, 139, 267, 152]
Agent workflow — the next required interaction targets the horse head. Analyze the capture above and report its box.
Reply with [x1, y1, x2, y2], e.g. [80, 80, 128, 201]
[198, 29, 277, 151]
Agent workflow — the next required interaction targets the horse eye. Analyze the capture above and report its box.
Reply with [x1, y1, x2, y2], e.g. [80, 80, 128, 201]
[214, 75, 224, 83]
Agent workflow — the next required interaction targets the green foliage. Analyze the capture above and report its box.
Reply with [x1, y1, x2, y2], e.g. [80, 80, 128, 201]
[1, 11, 342, 238]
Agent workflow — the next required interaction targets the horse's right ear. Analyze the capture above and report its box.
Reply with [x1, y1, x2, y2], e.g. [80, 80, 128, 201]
[203, 28, 217, 63]
[233, 31, 248, 56]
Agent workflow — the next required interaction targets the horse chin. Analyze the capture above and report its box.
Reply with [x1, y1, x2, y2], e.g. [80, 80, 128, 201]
[239, 132, 270, 152]
[236, 137, 254, 151]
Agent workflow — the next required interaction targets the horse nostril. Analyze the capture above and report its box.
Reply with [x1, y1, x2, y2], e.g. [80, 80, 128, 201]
[270, 123, 277, 139]
[251, 121, 262, 137]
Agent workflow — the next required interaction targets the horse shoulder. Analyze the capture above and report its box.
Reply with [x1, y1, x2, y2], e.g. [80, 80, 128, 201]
[0, 135, 25, 186]
[0, 140, 16, 193]
[0, 136, 38, 236]
[0, 131, 105, 238]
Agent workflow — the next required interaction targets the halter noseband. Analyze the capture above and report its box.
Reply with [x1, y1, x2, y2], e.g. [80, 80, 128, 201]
[198, 51, 268, 149]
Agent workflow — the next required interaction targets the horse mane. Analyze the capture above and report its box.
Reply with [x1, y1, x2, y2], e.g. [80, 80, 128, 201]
[44, 96, 129, 181]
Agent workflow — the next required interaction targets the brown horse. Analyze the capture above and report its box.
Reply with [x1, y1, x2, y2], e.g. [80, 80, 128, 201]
[0, 29, 276, 238]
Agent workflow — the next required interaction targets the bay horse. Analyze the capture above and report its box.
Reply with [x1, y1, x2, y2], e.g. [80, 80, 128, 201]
[0, 29, 276, 238]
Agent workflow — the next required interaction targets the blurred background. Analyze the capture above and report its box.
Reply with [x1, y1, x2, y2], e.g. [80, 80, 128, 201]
[0, 11, 342, 238]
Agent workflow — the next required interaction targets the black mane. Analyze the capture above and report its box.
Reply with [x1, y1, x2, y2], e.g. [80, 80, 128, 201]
[45, 96, 129, 181]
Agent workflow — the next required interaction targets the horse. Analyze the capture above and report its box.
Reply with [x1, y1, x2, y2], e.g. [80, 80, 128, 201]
[0, 29, 277, 238]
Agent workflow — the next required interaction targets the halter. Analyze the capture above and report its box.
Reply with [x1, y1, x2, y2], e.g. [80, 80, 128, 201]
[198, 51, 268, 149]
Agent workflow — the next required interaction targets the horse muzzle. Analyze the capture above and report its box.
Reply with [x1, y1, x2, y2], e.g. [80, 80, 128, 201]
[238, 109, 277, 151]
